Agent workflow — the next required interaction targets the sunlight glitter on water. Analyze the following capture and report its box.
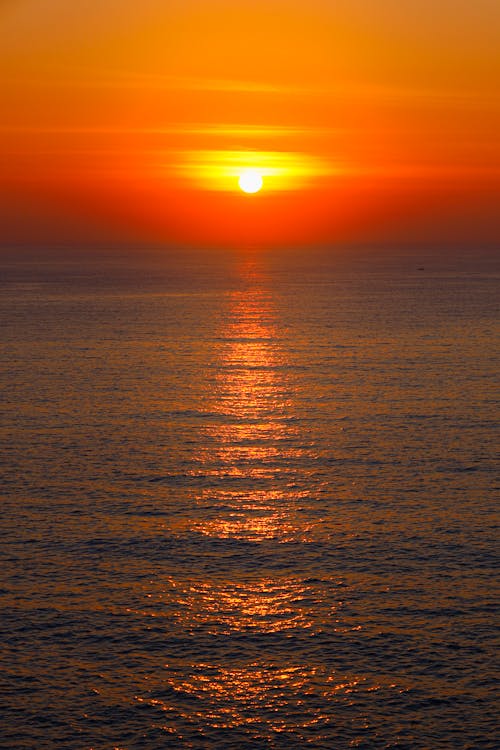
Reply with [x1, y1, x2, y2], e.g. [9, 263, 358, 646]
[138, 660, 388, 741]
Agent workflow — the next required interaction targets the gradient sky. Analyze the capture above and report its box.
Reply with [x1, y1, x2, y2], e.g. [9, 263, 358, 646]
[1, 0, 499, 248]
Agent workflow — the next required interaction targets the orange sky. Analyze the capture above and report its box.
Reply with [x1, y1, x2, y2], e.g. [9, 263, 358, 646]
[1, 0, 499, 248]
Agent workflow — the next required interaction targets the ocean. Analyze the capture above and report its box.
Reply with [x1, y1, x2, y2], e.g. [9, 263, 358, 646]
[1, 246, 498, 749]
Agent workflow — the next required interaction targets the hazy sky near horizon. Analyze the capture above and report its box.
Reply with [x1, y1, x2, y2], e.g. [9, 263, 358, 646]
[1, 0, 499, 248]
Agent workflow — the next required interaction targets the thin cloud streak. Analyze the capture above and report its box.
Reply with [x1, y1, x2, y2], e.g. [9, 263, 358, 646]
[0, 124, 340, 136]
[5, 69, 498, 107]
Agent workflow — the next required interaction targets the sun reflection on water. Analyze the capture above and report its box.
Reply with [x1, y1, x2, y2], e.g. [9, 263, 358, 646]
[186, 259, 308, 538]
[136, 661, 387, 740]
[135, 258, 369, 738]
[177, 577, 316, 633]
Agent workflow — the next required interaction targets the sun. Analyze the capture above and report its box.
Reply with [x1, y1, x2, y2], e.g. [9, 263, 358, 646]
[238, 169, 263, 194]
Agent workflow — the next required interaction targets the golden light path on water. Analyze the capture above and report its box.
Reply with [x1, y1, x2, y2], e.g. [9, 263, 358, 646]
[128, 258, 398, 741]
[168, 258, 321, 546]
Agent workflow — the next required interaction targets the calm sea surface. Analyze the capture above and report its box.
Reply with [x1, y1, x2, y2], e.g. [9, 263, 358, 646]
[1, 248, 498, 749]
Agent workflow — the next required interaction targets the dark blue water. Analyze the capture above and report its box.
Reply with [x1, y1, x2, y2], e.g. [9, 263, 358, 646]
[1, 247, 498, 749]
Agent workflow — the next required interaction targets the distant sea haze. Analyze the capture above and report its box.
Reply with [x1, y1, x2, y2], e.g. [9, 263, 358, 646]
[1, 247, 498, 749]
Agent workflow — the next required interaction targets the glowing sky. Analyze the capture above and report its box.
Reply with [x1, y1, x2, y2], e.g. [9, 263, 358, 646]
[1, 0, 499, 247]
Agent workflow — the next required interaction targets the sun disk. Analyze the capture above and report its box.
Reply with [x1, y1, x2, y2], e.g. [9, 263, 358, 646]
[238, 169, 263, 194]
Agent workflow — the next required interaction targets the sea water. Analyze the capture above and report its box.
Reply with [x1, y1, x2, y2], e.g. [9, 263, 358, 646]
[1, 247, 498, 749]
